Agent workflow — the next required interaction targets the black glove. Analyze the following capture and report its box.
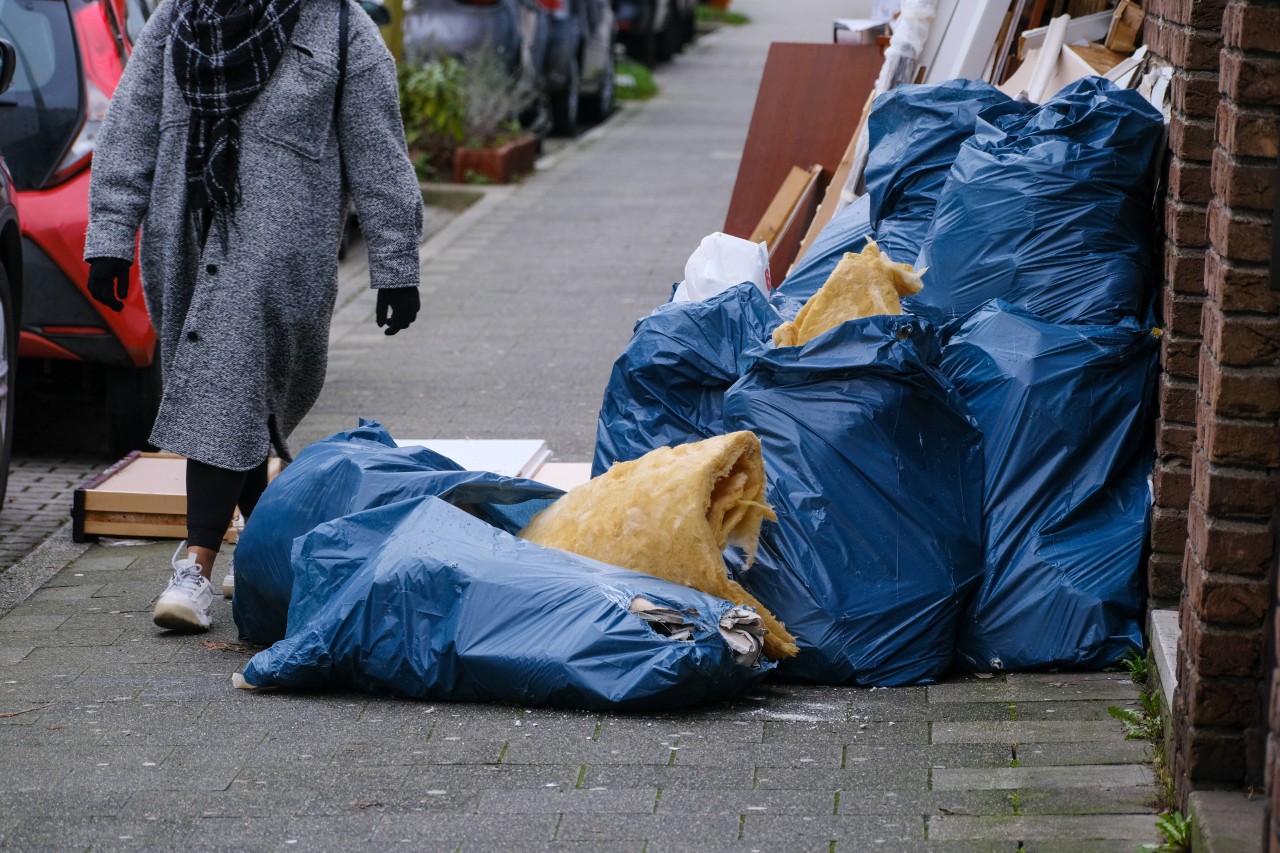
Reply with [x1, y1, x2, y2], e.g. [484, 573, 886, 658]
[375, 286, 420, 336]
[86, 257, 132, 312]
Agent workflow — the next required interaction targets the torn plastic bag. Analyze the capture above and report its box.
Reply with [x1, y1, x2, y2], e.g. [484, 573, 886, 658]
[863, 79, 1011, 265]
[233, 421, 562, 646]
[941, 301, 1159, 671]
[773, 193, 874, 310]
[592, 283, 780, 476]
[721, 316, 985, 685]
[908, 77, 1165, 325]
[239, 496, 774, 709]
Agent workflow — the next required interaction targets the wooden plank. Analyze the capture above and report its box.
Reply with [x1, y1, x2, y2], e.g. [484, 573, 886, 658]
[1104, 0, 1145, 53]
[767, 165, 824, 287]
[723, 43, 881, 241]
[789, 90, 875, 273]
[748, 166, 814, 247]
[532, 462, 593, 491]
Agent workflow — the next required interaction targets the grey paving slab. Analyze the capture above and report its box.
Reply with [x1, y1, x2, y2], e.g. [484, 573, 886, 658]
[927, 813, 1161, 842]
[582, 763, 755, 790]
[1015, 739, 1153, 766]
[931, 763, 1155, 791]
[931, 720, 1126, 744]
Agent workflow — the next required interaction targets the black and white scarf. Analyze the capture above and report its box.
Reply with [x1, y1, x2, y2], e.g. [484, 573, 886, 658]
[171, 0, 305, 245]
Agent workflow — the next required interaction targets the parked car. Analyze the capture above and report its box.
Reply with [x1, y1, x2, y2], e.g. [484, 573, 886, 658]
[614, 0, 694, 66]
[402, 0, 548, 80]
[0, 38, 23, 500]
[0, 0, 159, 454]
[540, 0, 616, 136]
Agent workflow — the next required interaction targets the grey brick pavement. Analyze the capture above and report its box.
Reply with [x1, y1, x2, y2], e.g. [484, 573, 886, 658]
[0, 0, 1163, 849]
[0, 458, 104, 573]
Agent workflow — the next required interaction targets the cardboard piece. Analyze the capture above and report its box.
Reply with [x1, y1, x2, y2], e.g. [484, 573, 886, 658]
[766, 165, 824, 286]
[1104, 0, 1144, 54]
[723, 43, 880, 241]
[72, 453, 283, 543]
[749, 166, 817, 248]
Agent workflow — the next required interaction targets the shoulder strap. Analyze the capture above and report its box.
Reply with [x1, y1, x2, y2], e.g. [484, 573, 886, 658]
[334, 0, 349, 123]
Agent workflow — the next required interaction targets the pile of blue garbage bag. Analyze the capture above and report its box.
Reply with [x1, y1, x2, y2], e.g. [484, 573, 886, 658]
[235, 421, 773, 708]
[234, 76, 1167, 702]
[596, 77, 1166, 681]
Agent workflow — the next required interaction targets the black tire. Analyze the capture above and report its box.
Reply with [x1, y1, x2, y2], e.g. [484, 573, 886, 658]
[0, 264, 17, 504]
[105, 356, 162, 458]
[581, 48, 615, 124]
[550, 52, 581, 137]
[656, 5, 679, 62]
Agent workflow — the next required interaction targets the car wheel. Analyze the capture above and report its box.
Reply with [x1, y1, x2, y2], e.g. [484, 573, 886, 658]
[656, 7, 679, 61]
[581, 48, 615, 124]
[0, 264, 17, 503]
[550, 53, 581, 137]
[105, 357, 162, 457]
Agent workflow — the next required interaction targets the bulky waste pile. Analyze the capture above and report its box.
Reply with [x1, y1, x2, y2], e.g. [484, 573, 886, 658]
[233, 76, 1166, 706]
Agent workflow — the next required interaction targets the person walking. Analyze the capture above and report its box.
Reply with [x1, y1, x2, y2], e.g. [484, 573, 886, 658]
[84, 0, 424, 632]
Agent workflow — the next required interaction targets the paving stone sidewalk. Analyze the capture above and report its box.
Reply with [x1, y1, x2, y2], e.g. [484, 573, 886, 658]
[0, 0, 1164, 849]
[0, 538, 1159, 851]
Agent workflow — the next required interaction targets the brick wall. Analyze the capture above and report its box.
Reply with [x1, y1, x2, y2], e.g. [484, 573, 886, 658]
[1144, 0, 1224, 608]
[1145, 0, 1280, 811]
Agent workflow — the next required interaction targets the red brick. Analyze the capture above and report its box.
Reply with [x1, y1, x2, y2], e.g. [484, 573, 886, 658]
[1168, 21, 1226, 71]
[1223, 2, 1280, 53]
[1149, 551, 1186, 601]
[1179, 722, 1246, 783]
[1162, 331, 1204, 378]
[1154, 457, 1194, 508]
[1174, 69, 1224, 119]
[1186, 533, 1272, 620]
[1170, 155, 1215, 205]
[1193, 452, 1278, 518]
[1199, 406, 1280, 467]
[1182, 494, 1274, 573]
[1152, 505, 1191, 554]
[1160, 373, 1200, 425]
[1144, 13, 1171, 61]
[1201, 299, 1280, 367]
[1208, 198, 1274, 262]
[1206, 250, 1280, 314]
[1171, 113, 1218, 162]
[1182, 667, 1264, 728]
[1216, 98, 1280, 159]
[1163, 289, 1206, 336]
[1159, 420, 1198, 459]
[1165, 242, 1209, 294]
[1221, 49, 1280, 106]
[1202, 358, 1280, 419]
[1183, 615, 1265, 673]
[1211, 145, 1277, 211]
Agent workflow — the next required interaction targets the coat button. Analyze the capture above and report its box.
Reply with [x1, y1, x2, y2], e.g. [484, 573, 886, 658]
[206, 264, 218, 275]
[187, 331, 199, 342]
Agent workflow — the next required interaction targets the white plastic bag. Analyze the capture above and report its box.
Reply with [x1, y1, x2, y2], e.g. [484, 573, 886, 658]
[672, 232, 770, 303]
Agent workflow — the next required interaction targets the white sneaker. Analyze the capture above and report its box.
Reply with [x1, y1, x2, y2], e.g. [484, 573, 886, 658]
[153, 542, 214, 632]
[221, 559, 235, 600]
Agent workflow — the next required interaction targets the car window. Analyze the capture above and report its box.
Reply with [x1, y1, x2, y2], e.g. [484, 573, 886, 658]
[0, 0, 82, 190]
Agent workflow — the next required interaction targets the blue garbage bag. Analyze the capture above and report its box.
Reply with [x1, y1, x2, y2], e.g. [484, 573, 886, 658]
[941, 301, 1159, 671]
[240, 497, 773, 709]
[908, 77, 1165, 325]
[234, 421, 562, 646]
[721, 315, 985, 685]
[773, 193, 874, 306]
[864, 79, 1011, 265]
[592, 284, 780, 475]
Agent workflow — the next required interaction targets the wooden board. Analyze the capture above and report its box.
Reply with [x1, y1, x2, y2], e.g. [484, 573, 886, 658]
[73, 453, 283, 543]
[749, 166, 815, 248]
[723, 43, 881, 241]
[531, 462, 593, 492]
[1104, 0, 1145, 54]
[393, 439, 551, 479]
[767, 165, 824, 286]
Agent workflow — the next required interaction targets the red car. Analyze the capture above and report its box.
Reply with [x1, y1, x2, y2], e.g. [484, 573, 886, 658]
[1, 0, 158, 453]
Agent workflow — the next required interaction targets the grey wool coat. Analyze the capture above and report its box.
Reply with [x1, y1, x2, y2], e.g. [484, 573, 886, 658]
[85, 0, 423, 470]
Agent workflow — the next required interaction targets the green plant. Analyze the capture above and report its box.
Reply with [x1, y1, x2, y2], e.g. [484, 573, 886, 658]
[459, 50, 538, 149]
[1119, 649, 1150, 684]
[1108, 691, 1162, 741]
[616, 59, 658, 100]
[696, 5, 749, 26]
[398, 58, 467, 180]
[1138, 810, 1191, 852]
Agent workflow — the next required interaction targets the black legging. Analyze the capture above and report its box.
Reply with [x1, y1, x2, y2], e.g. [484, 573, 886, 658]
[186, 457, 270, 552]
